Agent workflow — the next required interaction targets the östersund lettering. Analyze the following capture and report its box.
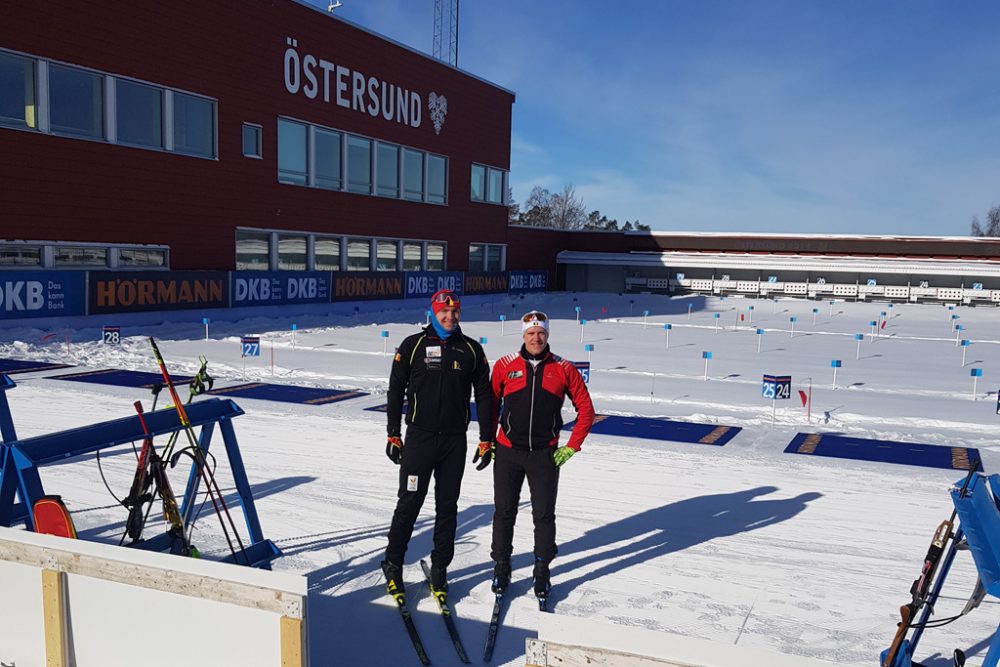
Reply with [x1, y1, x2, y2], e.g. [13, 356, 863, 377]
[285, 37, 423, 129]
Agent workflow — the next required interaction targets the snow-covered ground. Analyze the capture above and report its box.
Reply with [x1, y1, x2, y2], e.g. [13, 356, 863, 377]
[2, 292, 999, 666]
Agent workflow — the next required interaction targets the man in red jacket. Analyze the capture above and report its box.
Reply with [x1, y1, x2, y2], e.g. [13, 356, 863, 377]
[474, 310, 594, 602]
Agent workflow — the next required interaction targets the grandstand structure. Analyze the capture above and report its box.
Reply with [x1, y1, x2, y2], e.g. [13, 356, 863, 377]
[555, 232, 1000, 304]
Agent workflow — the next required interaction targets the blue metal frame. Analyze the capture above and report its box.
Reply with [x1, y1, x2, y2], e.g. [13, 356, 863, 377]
[0, 392, 280, 567]
[883, 471, 1000, 666]
[0, 374, 28, 528]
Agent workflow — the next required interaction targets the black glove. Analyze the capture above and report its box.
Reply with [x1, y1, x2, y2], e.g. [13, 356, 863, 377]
[386, 436, 403, 464]
[472, 441, 494, 471]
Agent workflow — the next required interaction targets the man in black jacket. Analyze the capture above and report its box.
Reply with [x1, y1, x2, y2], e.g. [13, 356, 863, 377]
[381, 289, 494, 598]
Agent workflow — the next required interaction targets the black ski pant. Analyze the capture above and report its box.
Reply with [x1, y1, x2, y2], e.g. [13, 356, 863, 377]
[385, 427, 467, 569]
[490, 445, 560, 564]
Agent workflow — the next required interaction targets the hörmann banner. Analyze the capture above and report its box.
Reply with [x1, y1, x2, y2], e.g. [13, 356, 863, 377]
[0, 271, 87, 319]
[508, 270, 548, 294]
[463, 272, 508, 295]
[404, 271, 464, 299]
[331, 272, 405, 301]
[231, 271, 331, 306]
[89, 271, 229, 314]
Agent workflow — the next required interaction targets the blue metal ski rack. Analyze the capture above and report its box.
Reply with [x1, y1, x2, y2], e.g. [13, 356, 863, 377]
[881, 468, 1000, 666]
[0, 374, 280, 567]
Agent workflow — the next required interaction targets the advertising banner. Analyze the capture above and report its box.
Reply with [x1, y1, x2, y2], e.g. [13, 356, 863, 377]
[231, 271, 331, 306]
[89, 271, 229, 314]
[463, 272, 508, 295]
[508, 270, 548, 294]
[404, 271, 464, 299]
[331, 271, 405, 301]
[0, 271, 87, 319]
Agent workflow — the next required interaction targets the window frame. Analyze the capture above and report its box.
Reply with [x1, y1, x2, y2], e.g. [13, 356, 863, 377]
[242, 122, 262, 159]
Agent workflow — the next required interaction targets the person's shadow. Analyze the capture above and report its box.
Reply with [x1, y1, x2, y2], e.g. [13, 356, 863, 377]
[545, 486, 821, 608]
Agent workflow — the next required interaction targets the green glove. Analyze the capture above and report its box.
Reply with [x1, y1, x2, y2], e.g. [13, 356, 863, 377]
[553, 446, 576, 467]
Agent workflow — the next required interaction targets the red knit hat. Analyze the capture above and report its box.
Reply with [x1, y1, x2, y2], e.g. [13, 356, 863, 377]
[430, 289, 460, 315]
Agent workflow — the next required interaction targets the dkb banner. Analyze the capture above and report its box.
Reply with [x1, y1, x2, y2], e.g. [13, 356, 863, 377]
[89, 271, 229, 314]
[231, 271, 331, 306]
[463, 272, 508, 295]
[404, 271, 464, 299]
[331, 271, 404, 301]
[508, 270, 548, 294]
[0, 271, 87, 319]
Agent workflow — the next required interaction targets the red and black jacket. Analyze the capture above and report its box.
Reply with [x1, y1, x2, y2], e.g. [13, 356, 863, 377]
[491, 345, 594, 451]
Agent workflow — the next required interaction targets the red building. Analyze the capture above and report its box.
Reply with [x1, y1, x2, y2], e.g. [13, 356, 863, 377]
[0, 1, 514, 274]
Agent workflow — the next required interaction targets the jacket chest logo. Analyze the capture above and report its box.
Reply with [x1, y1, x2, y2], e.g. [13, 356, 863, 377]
[507, 370, 523, 379]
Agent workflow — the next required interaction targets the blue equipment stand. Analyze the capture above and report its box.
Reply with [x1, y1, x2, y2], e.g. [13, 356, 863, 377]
[0, 376, 280, 567]
[0, 374, 28, 528]
[881, 470, 1000, 666]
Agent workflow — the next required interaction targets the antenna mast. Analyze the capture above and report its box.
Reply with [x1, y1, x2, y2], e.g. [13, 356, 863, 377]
[432, 0, 459, 66]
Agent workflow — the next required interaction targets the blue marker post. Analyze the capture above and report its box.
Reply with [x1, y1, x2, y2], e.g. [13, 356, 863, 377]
[812, 307, 819, 326]
[955, 323, 965, 346]
[585, 343, 595, 365]
[630, 299, 635, 316]
[869, 320, 878, 342]
[643, 309, 649, 329]
[950, 313, 959, 333]
[687, 302, 693, 320]
[855, 333, 864, 360]
[354, 305, 360, 322]
[664, 323, 672, 349]
[831, 359, 842, 390]
[580, 319, 587, 343]
[702, 351, 713, 381]
[748, 305, 754, 327]
[479, 337, 488, 346]
[425, 309, 432, 326]
[829, 300, 836, 317]
[202, 317, 209, 341]
[713, 312, 721, 334]
[756, 328, 765, 354]
[961, 339, 970, 366]
[971, 367, 983, 400]
[291, 323, 297, 351]
[879, 310, 887, 337]
[575, 305, 581, 322]
[789, 316, 797, 338]
[499, 314, 506, 337]
[380, 330, 390, 357]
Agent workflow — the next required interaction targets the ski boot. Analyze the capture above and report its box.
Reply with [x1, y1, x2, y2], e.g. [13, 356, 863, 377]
[429, 564, 449, 595]
[533, 558, 551, 609]
[491, 559, 511, 595]
[381, 560, 405, 600]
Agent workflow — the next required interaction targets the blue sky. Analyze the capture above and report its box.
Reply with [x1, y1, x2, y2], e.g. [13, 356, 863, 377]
[309, 1, 1000, 235]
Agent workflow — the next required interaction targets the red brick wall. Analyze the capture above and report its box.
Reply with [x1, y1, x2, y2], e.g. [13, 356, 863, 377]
[0, 1, 514, 270]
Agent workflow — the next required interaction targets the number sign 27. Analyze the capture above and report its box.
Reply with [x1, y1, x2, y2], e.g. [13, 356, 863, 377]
[241, 337, 261, 357]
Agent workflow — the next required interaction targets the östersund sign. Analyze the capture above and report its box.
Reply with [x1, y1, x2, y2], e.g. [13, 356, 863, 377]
[283, 37, 448, 134]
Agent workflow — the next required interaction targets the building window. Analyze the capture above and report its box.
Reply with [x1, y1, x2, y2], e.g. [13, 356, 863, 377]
[0, 245, 40, 266]
[315, 128, 342, 190]
[116, 79, 163, 149]
[53, 246, 107, 267]
[427, 154, 447, 204]
[118, 248, 165, 267]
[236, 230, 270, 270]
[0, 51, 36, 129]
[278, 119, 307, 185]
[278, 234, 307, 271]
[315, 236, 341, 271]
[426, 242, 445, 271]
[347, 135, 372, 194]
[173, 92, 215, 158]
[48, 64, 104, 139]
[376, 240, 398, 271]
[376, 142, 399, 198]
[487, 168, 504, 204]
[469, 243, 485, 271]
[402, 242, 422, 271]
[403, 148, 424, 201]
[486, 245, 504, 271]
[470, 164, 486, 202]
[347, 238, 371, 271]
[242, 123, 262, 158]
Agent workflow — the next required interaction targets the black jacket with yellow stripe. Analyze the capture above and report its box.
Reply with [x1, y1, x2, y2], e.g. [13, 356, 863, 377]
[387, 324, 493, 441]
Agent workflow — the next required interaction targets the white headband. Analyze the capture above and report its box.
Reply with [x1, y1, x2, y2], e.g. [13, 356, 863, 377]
[521, 313, 550, 334]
